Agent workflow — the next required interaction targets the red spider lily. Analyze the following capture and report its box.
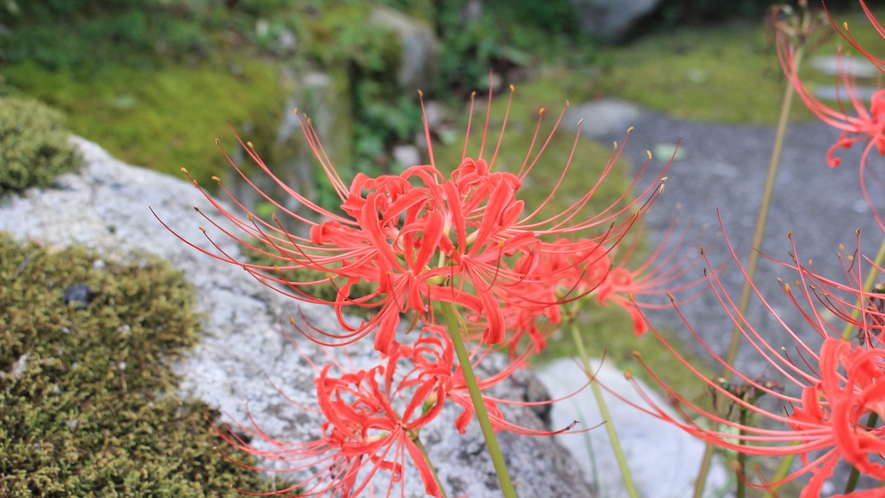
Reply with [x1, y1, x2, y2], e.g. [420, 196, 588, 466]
[214, 345, 446, 497]
[778, 3, 885, 243]
[777, 35, 885, 169]
[603, 215, 885, 496]
[825, 1, 885, 75]
[155, 84, 670, 355]
[484, 218, 707, 358]
[214, 326, 582, 497]
[406, 325, 586, 436]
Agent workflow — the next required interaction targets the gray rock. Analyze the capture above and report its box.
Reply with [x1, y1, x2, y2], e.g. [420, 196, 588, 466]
[564, 99, 644, 139]
[535, 359, 731, 498]
[812, 84, 879, 102]
[810, 55, 880, 79]
[569, 0, 663, 43]
[0, 136, 594, 497]
[369, 7, 440, 90]
[392, 144, 422, 168]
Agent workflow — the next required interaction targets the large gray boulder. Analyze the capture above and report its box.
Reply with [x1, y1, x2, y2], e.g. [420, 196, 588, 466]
[569, 0, 663, 43]
[369, 6, 440, 91]
[0, 136, 593, 497]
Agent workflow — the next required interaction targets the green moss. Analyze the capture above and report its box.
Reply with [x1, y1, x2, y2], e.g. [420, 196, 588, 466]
[590, 8, 885, 124]
[1, 58, 287, 189]
[0, 96, 83, 195]
[0, 235, 284, 496]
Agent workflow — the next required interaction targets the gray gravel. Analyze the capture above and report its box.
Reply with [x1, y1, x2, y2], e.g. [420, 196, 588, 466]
[569, 100, 885, 493]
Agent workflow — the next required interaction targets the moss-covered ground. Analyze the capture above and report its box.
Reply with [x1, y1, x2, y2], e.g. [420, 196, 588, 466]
[588, 7, 885, 124]
[1, 58, 286, 189]
[0, 235, 284, 496]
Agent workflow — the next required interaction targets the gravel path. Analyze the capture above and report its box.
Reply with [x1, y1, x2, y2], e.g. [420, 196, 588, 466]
[569, 100, 884, 376]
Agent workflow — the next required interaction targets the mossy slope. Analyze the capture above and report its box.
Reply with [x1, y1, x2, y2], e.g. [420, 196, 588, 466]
[0, 235, 280, 497]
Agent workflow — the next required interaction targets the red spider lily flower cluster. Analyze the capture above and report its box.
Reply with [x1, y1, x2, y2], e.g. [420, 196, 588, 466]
[778, 0, 885, 235]
[153, 81, 687, 496]
[158, 88, 670, 356]
[215, 326, 582, 497]
[610, 221, 885, 497]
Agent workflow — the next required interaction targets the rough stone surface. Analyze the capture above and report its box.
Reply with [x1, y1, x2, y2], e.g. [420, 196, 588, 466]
[0, 136, 593, 497]
[569, 0, 663, 43]
[369, 7, 440, 91]
[536, 359, 730, 498]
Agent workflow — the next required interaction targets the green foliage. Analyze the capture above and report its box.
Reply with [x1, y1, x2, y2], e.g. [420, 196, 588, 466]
[0, 96, 82, 195]
[588, 7, 885, 124]
[2, 59, 286, 189]
[653, 0, 885, 25]
[0, 1, 218, 71]
[0, 235, 283, 496]
[432, 0, 584, 93]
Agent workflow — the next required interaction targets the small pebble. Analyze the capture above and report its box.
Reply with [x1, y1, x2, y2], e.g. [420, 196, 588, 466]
[63, 284, 94, 309]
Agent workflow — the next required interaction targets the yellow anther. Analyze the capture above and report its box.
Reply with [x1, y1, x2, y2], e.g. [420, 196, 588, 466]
[180, 167, 188, 173]
[199, 226, 207, 233]
[844, 21, 849, 31]
[647, 150, 652, 159]
[839, 243, 845, 250]
[211, 176, 220, 181]
[667, 292, 675, 302]
[632, 350, 641, 358]
[509, 84, 515, 91]
[784, 283, 791, 292]
[788, 230, 793, 239]
[247, 141, 254, 149]
[247, 212, 253, 221]
[577, 118, 584, 126]
[293, 107, 298, 115]
[624, 368, 633, 380]
[539, 107, 545, 115]
[417, 89, 423, 97]
[627, 126, 634, 133]
[215, 138, 220, 145]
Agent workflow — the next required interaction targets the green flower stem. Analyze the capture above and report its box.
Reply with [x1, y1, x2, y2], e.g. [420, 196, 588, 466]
[844, 412, 879, 494]
[439, 301, 516, 498]
[694, 45, 804, 498]
[414, 435, 449, 498]
[736, 406, 749, 498]
[569, 322, 639, 498]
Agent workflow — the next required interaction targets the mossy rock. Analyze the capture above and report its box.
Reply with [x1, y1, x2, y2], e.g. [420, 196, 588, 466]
[0, 97, 83, 195]
[0, 234, 284, 497]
